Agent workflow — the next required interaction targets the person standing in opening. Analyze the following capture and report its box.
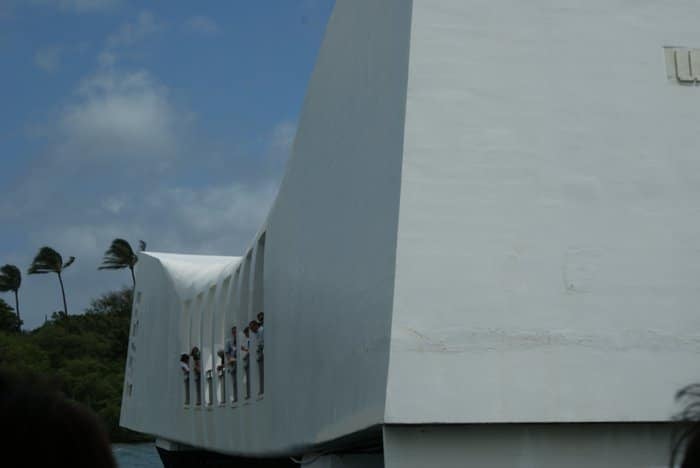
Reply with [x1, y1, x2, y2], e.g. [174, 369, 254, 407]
[242, 326, 251, 398]
[253, 313, 264, 395]
[215, 349, 226, 404]
[191, 346, 202, 374]
[180, 353, 190, 374]
[225, 326, 237, 366]
[180, 353, 191, 405]
[216, 350, 225, 372]
[224, 326, 238, 402]
[248, 320, 259, 395]
[191, 346, 202, 405]
[248, 320, 258, 342]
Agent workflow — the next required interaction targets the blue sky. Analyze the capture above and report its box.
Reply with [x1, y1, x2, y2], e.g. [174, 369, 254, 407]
[0, 0, 335, 328]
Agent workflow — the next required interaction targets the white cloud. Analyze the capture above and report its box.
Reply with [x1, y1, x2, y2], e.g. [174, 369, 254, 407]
[185, 16, 220, 36]
[157, 182, 277, 239]
[270, 120, 296, 153]
[101, 196, 126, 214]
[5, 9, 295, 327]
[106, 10, 160, 49]
[0, 2, 15, 19]
[58, 68, 183, 163]
[97, 51, 116, 67]
[34, 45, 62, 72]
[32, 0, 121, 13]
[299, 0, 329, 24]
[10, 116, 288, 328]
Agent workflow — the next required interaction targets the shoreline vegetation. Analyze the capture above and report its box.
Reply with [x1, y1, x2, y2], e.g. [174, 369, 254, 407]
[0, 288, 151, 443]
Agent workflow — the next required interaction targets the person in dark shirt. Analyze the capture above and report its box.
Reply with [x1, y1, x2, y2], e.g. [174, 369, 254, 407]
[190, 346, 202, 405]
[0, 370, 117, 468]
[242, 327, 251, 398]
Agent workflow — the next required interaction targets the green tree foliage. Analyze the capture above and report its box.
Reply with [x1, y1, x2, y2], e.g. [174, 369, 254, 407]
[0, 265, 21, 328]
[28, 246, 75, 316]
[98, 239, 138, 288]
[0, 298, 21, 333]
[0, 331, 50, 373]
[0, 288, 148, 442]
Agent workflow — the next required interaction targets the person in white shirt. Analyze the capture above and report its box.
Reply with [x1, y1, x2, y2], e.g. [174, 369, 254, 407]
[179, 353, 190, 374]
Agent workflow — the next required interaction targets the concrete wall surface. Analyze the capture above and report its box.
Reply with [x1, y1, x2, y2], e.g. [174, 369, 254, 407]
[387, 0, 700, 423]
[383, 424, 675, 468]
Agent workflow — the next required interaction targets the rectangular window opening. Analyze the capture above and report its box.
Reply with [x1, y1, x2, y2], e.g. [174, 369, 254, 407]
[183, 372, 190, 406]
[206, 369, 214, 406]
[192, 294, 203, 406]
[181, 300, 192, 406]
[229, 268, 241, 405]
[242, 254, 252, 400]
[253, 233, 266, 397]
[217, 276, 231, 406]
[202, 286, 216, 407]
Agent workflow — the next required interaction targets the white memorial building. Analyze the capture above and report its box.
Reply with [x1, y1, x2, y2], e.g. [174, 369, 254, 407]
[120, 1, 700, 466]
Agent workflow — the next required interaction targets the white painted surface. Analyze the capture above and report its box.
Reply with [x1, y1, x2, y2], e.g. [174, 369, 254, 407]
[121, 0, 412, 456]
[386, 0, 700, 423]
[383, 424, 673, 468]
[122, 0, 700, 459]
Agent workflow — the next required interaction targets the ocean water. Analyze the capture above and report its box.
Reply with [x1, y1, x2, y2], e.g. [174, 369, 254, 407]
[113, 443, 161, 468]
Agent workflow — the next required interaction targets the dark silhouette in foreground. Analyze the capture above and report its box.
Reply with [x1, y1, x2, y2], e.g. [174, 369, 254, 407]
[672, 384, 700, 467]
[0, 370, 116, 468]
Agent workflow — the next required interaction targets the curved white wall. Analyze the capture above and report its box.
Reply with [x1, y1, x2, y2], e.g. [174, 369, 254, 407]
[121, 0, 413, 457]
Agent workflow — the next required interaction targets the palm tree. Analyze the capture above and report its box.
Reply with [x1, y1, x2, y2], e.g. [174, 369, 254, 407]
[98, 238, 139, 287]
[0, 264, 21, 328]
[28, 247, 75, 316]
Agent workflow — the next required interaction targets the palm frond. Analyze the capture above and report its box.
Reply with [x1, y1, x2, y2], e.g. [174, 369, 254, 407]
[99, 238, 136, 270]
[98, 263, 127, 270]
[28, 247, 63, 275]
[62, 256, 76, 269]
[0, 264, 21, 292]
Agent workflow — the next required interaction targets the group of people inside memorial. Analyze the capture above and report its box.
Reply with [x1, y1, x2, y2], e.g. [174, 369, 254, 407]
[180, 312, 264, 405]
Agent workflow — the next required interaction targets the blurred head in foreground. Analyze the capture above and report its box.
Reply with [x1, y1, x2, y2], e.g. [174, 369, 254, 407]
[0, 371, 116, 468]
[672, 384, 700, 468]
